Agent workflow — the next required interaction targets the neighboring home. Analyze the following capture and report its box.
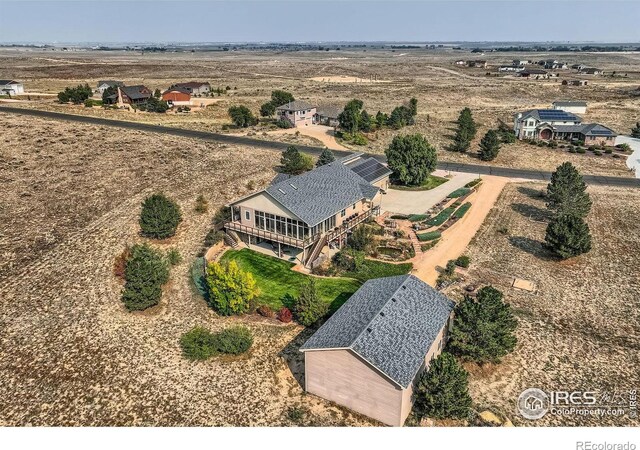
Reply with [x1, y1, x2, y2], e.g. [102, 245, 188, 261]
[498, 66, 524, 72]
[542, 59, 567, 70]
[224, 153, 391, 267]
[552, 100, 587, 114]
[162, 87, 191, 106]
[275, 100, 316, 127]
[562, 79, 588, 87]
[314, 105, 342, 127]
[518, 69, 549, 79]
[96, 80, 123, 94]
[513, 59, 530, 66]
[117, 85, 152, 105]
[514, 109, 616, 145]
[454, 60, 466, 65]
[571, 64, 587, 71]
[300, 274, 455, 427]
[467, 60, 487, 68]
[170, 81, 211, 95]
[580, 67, 603, 75]
[0, 80, 24, 96]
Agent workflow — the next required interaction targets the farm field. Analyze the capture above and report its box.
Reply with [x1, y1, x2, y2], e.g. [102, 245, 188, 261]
[0, 113, 375, 426]
[1, 47, 638, 177]
[445, 182, 640, 426]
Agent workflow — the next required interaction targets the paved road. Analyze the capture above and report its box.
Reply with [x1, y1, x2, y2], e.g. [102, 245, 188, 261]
[1, 105, 638, 188]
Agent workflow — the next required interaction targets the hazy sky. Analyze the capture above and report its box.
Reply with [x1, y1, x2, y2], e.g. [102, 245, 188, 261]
[1, 1, 639, 44]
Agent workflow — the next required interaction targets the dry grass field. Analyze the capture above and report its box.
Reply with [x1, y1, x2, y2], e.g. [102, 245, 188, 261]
[0, 113, 375, 426]
[445, 183, 640, 426]
[1, 47, 638, 427]
[1, 47, 638, 177]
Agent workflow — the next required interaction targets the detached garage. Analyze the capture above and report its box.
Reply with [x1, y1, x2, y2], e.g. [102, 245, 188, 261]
[300, 274, 454, 426]
[162, 87, 191, 106]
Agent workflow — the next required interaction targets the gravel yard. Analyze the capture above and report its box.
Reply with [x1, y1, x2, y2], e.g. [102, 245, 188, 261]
[0, 114, 374, 426]
[447, 182, 640, 426]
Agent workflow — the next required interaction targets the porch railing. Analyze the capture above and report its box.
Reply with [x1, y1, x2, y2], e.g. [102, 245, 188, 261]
[326, 206, 379, 242]
[224, 221, 320, 248]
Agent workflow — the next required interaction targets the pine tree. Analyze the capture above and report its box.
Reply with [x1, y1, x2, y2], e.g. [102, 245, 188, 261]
[631, 122, 640, 139]
[478, 129, 501, 161]
[139, 193, 182, 239]
[546, 162, 592, 218]
[448, 286, 518, 364]
[413, 353, 472, 420]
[122, 244, 170, 311]
[281, 145, 313, 175]
[293, 278, 328, 326]
[545, 214, 592, 259]
[316, 148, 336, 167]
[451, 107, 477, 152]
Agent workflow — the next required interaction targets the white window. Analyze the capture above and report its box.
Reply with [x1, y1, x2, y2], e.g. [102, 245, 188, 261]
[245, 210, 250, 221]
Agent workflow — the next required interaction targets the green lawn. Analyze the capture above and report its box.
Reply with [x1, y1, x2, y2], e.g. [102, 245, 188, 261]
[219, 249, 361, 312]
[447, 187, 471, 198]
[341, 259, 413, 282]
[425, 206, 456, 227]
[454, 202, 472, 219]
[417, 230, 442, 242]
[390, 175, 448, 191]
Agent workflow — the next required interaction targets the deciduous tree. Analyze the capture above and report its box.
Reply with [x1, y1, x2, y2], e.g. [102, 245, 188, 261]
[385, 134, 437, 186]
[205, 260, 258, 315]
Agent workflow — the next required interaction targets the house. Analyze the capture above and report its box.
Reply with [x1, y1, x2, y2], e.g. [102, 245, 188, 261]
[454, 60, 466, 65]
[514, 109, 616, 145]
[0, 80, 24, 96]
[314, 105, 342, 127]
[571, 64, 587, 71]
[541, 59, 567, 70]
[162, 87, 191, 106]
[467, 60, 487, 68]
[96, 80, 123, 94]
[224, 154, 391, 267]
[552, 100, 587, 114]
[170, 81, 211, 95]
[513, 59, 530, 66]
[498, 66, 524, 72]
[580, 67, 603, 75]
[117, 85, 152, 105]
[275, 100, 317, 127]
[300, 274, 455, 427]
[518, 69, 549, 79]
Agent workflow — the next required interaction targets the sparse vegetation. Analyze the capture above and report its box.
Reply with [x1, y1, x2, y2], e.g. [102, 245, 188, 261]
[57, 83, 92, 104]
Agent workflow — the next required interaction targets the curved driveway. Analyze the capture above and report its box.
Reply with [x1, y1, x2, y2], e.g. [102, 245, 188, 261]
[1, 106, 638, 188]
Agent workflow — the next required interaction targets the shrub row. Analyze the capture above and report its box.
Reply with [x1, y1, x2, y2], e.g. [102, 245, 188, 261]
[425, 207, 456, 227]
[417, 230, 442, 242]
[180, 325, 253, 361]
[447, 187, 471, 198]
[453, 202, 472, 219]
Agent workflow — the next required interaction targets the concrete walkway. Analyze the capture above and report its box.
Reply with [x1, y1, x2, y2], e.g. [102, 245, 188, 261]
[380, 171, 477, 215]
[616, 135, 640, 179]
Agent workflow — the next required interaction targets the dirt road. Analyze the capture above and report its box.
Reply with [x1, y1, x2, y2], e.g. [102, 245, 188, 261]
[412, 176, 509, 285]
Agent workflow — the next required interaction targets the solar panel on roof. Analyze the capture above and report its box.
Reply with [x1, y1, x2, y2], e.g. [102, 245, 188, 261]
[348, 158, 391, 182]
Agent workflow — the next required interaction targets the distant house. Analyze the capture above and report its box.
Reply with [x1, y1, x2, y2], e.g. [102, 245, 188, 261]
[162, 87, 191, 106]
[224, 153, 391, 267]
[518, 69, 549, 79]
[571, 64, 587, 71]
[96, 80, 124, 94]
[498, 66, 524, 72]
[454, 60, 466, 65]
[552, 100, 587, 114]
[514, 109, 616, 145]
[513, 59, 530, 66]
[580, 68, 603, 75]
[118, 85, 152, 105]
[300, 274, 455, 427]
[467, 60, 487, 68]
[170, 81, 211, 95]
[314, 105, 342, 127]
[275, 100, 316, 127]
[0, 80, 24, 96]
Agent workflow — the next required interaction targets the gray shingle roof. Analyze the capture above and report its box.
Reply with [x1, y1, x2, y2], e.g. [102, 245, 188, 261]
[300, 274, 455, 388]
[552, 123, 616, 136]
[265, 162, 379, 226]
[97, 80, 123, 87]
[275, 100, 314, 111]
[315, 105, 343, 119]
[120, 85, 151, 100]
